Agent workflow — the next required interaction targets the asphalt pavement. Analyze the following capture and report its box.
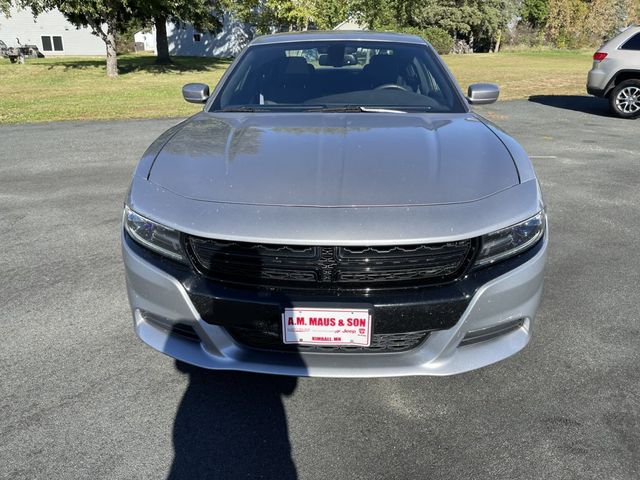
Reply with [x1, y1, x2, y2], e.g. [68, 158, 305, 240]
[1, 96, 639, 479]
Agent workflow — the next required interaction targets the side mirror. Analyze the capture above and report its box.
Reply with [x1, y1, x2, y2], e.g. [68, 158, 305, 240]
[467, 83, 500, 105]
[182, 83, 210, 104]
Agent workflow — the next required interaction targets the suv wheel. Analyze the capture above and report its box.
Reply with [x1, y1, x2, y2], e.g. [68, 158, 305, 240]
[610, 79, 640, 118]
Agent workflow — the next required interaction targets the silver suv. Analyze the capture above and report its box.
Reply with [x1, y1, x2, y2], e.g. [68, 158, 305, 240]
[122, 31, 547, 377]
[588, 25, 640, 118]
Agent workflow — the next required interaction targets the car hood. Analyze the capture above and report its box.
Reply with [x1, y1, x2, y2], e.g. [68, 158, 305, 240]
[148, 112, 519, 207]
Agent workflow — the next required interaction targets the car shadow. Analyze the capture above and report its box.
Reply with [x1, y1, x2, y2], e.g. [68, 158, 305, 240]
[45, 56, 231, 75]
[528, 95, 612, 117]
[167, 361, 299, 480]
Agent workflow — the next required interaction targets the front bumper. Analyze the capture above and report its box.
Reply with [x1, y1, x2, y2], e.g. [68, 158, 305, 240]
[122, 231, 547, 377]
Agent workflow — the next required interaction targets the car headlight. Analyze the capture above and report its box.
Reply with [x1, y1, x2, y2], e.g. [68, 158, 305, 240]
[123, 206, 185, 262]
[475, 211, 545, 267]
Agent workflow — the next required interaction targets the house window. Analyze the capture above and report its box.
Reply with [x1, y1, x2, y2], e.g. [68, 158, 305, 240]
[41, 36, 64, 52]
[52, 36, 63, 51]
[193, 33, 201, 42]
[41, 36, 52, 51]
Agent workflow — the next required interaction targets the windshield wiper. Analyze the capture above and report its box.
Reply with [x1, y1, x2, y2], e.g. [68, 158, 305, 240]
[220, 106, 271, 112]
[220, 105, 434, 113]
[310, 105, 366, 113]
[313, 105, 432, 113]
[221, 105, 327, 113]
[360, 107, 407, 113]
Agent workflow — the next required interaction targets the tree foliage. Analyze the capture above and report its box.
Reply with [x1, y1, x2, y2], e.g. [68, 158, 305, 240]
[9, 0, 640, 70]
[521, 0, 550, 27]
[220, 0, 349, 33]
[1, 0, 11, 16]
[133, 0, 223, 36]
[134, 0, 223, 64]
[361, 0, 516, 51]
[347, 0, 638, 50]
[397, 26, 455, 53]
[546, 0, 639, 48]
[223, 0, 517, 51]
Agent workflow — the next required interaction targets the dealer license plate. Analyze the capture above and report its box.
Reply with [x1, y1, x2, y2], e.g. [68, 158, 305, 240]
[282, 307, 372, 346]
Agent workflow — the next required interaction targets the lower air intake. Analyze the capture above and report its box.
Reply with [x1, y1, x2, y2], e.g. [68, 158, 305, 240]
[226, 327, 430, 353]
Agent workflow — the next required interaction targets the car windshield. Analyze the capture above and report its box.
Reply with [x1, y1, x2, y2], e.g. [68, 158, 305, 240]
[210, 41, 466, 113]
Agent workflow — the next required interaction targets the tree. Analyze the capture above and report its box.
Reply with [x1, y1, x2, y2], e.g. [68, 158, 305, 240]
[521, 0, 550, 27]
[474, 0, 517, 51]
[1, 0, 11, 16]
[413, 0, 515, 51]
[546, 0, 635, 47]
[284, 0, 349, 30]
[135, 0, 223, 64]
[24, 0, 134, 77]
[222, 0, 348, 33]
[221, 0, 290, 33]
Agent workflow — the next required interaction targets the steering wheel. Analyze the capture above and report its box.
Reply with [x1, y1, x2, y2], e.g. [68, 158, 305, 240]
[374, 84, 409, 92]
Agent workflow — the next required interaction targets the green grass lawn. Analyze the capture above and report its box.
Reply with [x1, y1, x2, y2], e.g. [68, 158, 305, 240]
[0, 50, 593, 124]
[445, 49, 593, 101]
[0, 54, 232, 124]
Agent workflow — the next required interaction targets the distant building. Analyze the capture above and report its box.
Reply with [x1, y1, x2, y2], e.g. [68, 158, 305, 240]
[333, 18, 368, 31]
[0, 7, 105, 56]
[135, 14, 253, 58]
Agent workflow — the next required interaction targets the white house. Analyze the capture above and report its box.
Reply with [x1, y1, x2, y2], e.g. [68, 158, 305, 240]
[333, 18, 368, 31]
[0, 7, 105, 56]
[135, 14, 253, 58]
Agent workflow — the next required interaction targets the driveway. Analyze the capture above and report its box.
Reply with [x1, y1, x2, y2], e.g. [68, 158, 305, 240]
[1, 98, 639, 479]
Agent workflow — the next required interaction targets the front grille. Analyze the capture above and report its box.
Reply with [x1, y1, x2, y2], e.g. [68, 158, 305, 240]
[226, 326, 430, 353]
[185, 236, 475, 291]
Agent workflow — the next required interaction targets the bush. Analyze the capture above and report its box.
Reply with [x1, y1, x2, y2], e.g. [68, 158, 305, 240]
[505, 23, 547, 49]
[422, 27, 455, 54]
[390, 26, 455, 54]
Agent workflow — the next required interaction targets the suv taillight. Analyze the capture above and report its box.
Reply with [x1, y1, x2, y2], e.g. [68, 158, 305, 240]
[593, 52, 608, 62]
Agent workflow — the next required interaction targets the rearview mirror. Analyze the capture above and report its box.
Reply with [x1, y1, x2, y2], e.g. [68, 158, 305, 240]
[344, 54, 357, 65]
[467, 83, 500, 105]
[182, 83, 210, 104]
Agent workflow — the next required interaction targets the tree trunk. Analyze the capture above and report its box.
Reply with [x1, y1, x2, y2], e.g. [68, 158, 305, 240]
[155, 16, 171, 65]
[494, 31, 502, 53]
[105, 21, 118, 78]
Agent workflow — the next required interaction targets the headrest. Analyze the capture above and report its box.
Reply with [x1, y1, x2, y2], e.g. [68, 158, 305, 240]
[283, 56, 311, 75]
[368, 54, 400, 70]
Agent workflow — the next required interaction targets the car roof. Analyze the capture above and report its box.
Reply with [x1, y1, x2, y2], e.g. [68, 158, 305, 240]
[606, 25, 640, 44]
[249, 30, 427, 46]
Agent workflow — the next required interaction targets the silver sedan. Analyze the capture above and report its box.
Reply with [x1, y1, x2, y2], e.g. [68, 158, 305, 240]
[122, 31, 547, 377]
